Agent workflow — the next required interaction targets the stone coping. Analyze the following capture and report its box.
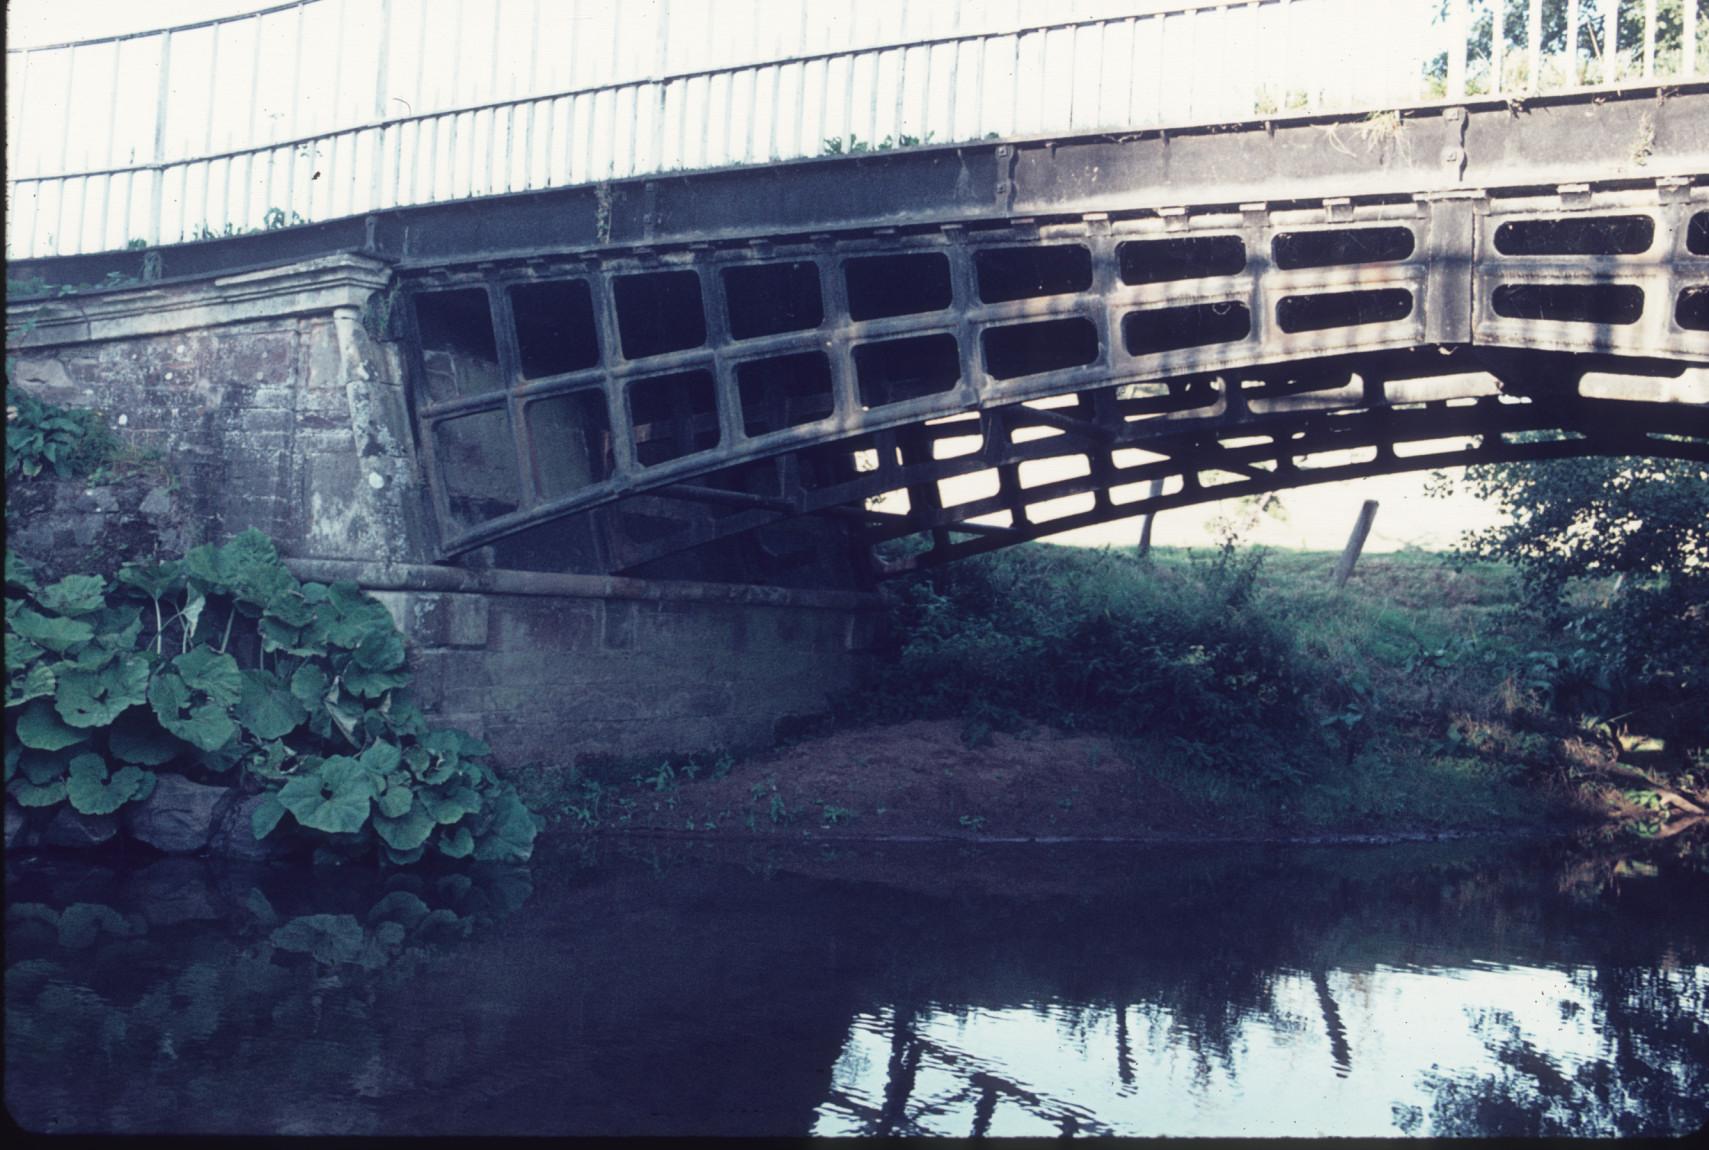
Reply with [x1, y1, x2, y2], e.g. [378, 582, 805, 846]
[6, 253, 392, 348]
[285, 557, 884, 612]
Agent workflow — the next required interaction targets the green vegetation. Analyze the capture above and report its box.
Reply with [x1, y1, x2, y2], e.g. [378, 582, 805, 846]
[843, 540, 1704, 836]
[1426, 0, 1709, 95]
[4, 389, 121, 481]
[5, 531, 542, 865]
[852, 540, 1319, 784]
[1439, 455, 1708, 735]
[820, 131, 937, 155]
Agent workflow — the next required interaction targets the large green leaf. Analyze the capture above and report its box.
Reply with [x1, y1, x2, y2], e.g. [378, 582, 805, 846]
[235, 669, 307, 741]
[372, 803, 435, 851]
[185, 531, 297, 609]
[18, 749, 69, 785]
[472, 789, 540, 863]
[54, 653, 150, 727]
[116, 560, 184, 601]
[64, 643, 118, 671]
[322, 584, 396, 650]
[263, 587, 316, 629]
[89, 604, 144, 650]
[6, 665, 56, 708]
[289, 664, 330, 708]
[270, 914, 364, 965]
[173, 647, 242, 706]
[147, 672, 188, 724]
[277, 756, 375, 834]
[6, 552, 40, 594]
[375, 779, 413, 819]
[9, 777, 67, 807]
[251, 792, 288, 840]
[351, 628, 405, 672]
[419, 785, 482, 825]
[9, 608, 94, 653]
[6, 634, 43, 673]
[35, 575, 106, 616]
[341, 665, 412, 698]
[66, 754, 152, 815]
[161, 698, 239, 752]
[15, 699, 84, 750]
[358, 739, 402, 778]
[436, 825, 475, 859]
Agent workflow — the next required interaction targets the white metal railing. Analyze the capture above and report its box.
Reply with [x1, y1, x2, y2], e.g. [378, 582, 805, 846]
[6, 0, 1704, 259]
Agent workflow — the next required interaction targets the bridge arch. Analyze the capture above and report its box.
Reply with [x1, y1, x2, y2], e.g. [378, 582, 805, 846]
[399, 180, 1708, 579]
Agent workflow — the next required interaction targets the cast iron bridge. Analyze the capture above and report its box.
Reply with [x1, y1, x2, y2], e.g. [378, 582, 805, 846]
[8, 1, 1709, 586]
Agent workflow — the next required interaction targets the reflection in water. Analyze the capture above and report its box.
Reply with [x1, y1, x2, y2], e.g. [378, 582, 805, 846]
[5, 837, 1707, 1137]
[813, 964, 1705, 1138]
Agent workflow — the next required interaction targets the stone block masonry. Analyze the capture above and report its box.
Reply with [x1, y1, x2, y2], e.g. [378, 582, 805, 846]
[293, 560, 883, 767]
[7, 255, 883, 770]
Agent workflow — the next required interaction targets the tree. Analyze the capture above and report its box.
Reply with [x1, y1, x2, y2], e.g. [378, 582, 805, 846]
[1441, 454, 1708, 733]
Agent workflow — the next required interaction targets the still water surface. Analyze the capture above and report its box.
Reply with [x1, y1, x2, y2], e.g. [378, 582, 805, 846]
[6, 835, 1706, 1137]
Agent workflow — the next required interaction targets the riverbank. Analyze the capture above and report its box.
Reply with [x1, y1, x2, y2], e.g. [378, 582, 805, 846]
[517, 544, 1707, 846]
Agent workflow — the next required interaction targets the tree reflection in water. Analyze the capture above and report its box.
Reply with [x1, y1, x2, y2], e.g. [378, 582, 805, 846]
[6, 834, 1706, 1137]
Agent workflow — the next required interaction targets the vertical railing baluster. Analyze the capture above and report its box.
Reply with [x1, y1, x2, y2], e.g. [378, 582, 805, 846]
[1609, 0, 1621, 83]
[841, 39, 857, 147]
[1491, 0, 1505, 95]
[1567, 0, 1581, 88]
[284, 5, 305, 219]
[541, 96, 557, 188]
[202, 23, 222, 235]
[1245, 3, 1261, 115]
[1447, 0, 1468, 99]
[652, 0, 672, 167]
[484, 0, 501, 193]
[149, 30, 172, 247]
[1687, 0, 1700, 77]
[374, 0, 393, 119]
[9, 50, 32, 183]
[893, 46, 908, 143]
[59, 44, 77, 177]
[522, 0, 541, 187]
[1528, 0, 1543, 91]
[1643, 0, 1657, 77]
[412, 0, 428, 117]
[98, 49, 118, 247]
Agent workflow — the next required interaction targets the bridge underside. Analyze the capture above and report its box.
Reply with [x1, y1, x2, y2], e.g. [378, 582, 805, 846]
[397, 161, 1707, 585]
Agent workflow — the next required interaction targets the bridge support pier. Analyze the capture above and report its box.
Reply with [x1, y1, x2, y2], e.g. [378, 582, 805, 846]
[5, 256, 882, 769]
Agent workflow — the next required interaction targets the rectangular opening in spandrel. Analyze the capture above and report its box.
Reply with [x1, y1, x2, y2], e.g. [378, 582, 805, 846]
[628, 370, 721, 466]
[415, 287, 503, 403]
[525, 390, 614, 500]
[737, 352, 836, 436]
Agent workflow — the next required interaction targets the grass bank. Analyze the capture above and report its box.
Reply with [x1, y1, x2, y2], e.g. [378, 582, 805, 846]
[516, 543, 1706, 845]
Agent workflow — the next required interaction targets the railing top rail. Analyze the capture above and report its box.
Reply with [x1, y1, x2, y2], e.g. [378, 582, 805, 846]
[3, 0, 1286, 55]
[6, 4, 1313, 184]
[6, 0, 315, 54]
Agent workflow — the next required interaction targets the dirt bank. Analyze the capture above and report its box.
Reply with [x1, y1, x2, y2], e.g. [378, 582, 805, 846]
[549, 718, 1557, 843]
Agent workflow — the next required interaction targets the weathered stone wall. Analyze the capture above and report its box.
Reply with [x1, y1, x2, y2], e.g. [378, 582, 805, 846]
[7, 255, 881, 771]
[8, 256, 426, 567]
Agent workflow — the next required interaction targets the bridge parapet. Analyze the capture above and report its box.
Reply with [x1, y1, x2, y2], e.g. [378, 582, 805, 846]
[9, 0, 1708, 257]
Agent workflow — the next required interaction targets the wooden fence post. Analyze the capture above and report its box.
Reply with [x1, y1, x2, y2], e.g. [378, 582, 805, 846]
[1333, 500, 1380, 587]
[1136, 477, 1164, 558]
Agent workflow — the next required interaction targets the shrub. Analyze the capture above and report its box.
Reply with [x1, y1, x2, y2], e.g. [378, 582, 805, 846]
[5, 389, 121, 480]
[850, 544, 1318, 783]
[4, 531, 541, 864]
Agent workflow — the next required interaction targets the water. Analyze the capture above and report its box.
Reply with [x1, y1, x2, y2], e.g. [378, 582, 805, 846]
[6, 835, 1706, 1138]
